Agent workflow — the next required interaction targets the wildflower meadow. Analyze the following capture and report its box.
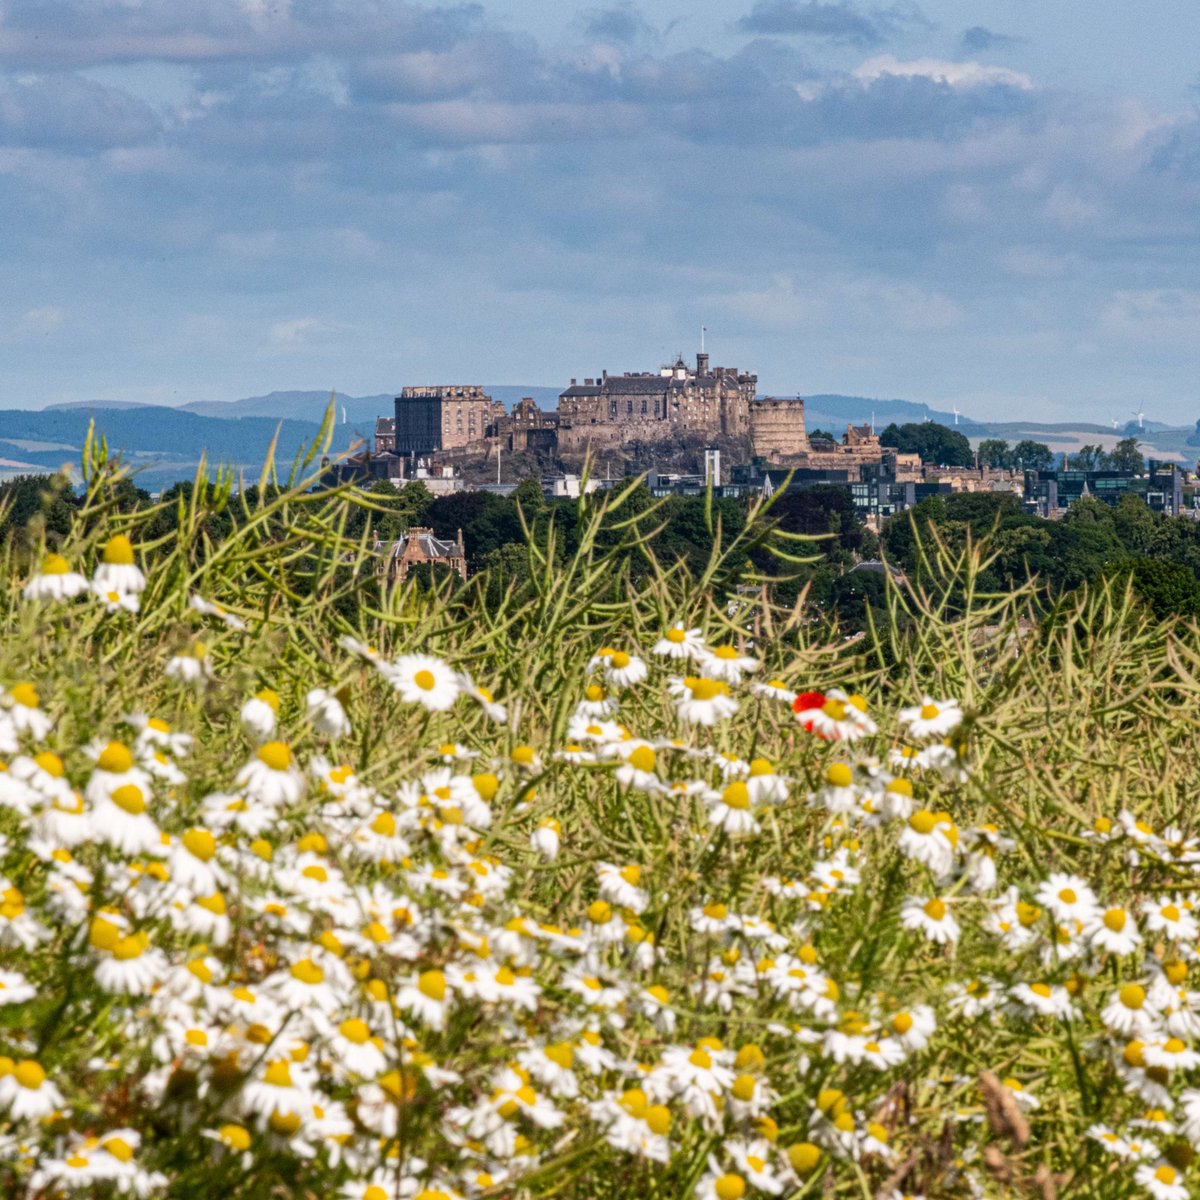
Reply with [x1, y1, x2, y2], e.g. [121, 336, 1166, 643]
[1, 427, 1199, 1199]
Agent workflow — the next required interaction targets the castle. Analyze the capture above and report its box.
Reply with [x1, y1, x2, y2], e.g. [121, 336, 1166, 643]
[372, 353, 902, 480]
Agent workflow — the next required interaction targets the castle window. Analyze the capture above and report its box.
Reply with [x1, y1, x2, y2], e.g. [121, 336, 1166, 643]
[609, 400, 617, 419]
[641, 399, 648, 415]
[626, 400, 633, 415]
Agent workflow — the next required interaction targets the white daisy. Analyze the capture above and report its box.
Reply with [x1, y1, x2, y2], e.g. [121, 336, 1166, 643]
[898, 696, 962, 739]
[23, 553, 89, 601]
[384, 655, 461, 710]
[92, 535, 146, 595]
[652, 623, 704, 659]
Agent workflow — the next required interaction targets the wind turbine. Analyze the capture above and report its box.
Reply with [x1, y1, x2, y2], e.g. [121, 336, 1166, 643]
[1131, 407, 1145, 431]
[1109, 415, 1119, 430]
[952, 405, 961, 427]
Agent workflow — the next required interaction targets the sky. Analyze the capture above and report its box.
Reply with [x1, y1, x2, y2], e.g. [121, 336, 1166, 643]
[0, 1, 1198, 424]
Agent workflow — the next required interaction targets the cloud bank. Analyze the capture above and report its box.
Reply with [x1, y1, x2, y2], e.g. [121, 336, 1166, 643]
[0, 0, 1196, 421]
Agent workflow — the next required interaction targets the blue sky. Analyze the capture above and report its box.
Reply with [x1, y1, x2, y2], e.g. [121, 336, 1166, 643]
[0, 1, 1198, 423]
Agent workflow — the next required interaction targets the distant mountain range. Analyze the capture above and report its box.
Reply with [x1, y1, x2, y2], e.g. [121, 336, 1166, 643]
[17, 388, 1193, 489]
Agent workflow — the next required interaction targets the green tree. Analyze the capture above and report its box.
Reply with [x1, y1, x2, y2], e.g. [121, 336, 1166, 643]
[1112, 494, 1157, 556]
[878, 421, 973, 467]
[1106, 437, 1145, 473]
[976, 439, 1012, 468]
[1109, 558, 1200, 620]
[1071, 445, 1105, 471]
[512, 477, 546, 512]
[0, 473, 78, 544]
[1012, 440, 1054, 471]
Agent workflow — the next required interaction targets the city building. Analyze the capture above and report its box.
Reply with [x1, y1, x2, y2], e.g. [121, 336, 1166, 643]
[376, 527, 468, 583]
[393, 386, 503, 456]
[556, 354, 757, 453]
[1023, 462, 1184, 518]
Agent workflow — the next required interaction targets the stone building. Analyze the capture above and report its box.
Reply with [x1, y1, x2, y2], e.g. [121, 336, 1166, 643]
[748, 397, 810, 459]
[377, 527, 468, 583]
[556, 354, 756, 453]
[375, 416, 396, 454]
[491, 397, 560, 452]
[393, 386, 503, 455]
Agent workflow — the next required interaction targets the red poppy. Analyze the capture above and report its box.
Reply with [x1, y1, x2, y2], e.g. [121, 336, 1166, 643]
[793, 691, 826, 734]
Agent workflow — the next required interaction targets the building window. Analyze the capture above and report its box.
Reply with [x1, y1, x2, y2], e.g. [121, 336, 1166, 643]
[641, 399, 648, 415]
[626, 400, 633, 415]
[609, 400, 617, 419]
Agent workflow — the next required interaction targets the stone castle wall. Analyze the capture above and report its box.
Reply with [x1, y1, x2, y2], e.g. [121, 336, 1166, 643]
[748, 398, 810, 460]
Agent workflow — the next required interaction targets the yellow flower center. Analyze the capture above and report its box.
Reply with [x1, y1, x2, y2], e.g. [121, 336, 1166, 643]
[787, 1143, 821, 1173]
[908, 810, 936, 834]
[102, 535, 135, 565]
[628, 746, 656, 773]
[413, 670, 436, 691]
[1162, 904, 1181, 922]
[291, 959, 324, 985]
[111, 785, 146, 815]
[220, 1125, 251, 1151]
[9, 682, 38, 708]
[712, 645, 738, 660]
[703, 902, 727, 920]
[1030, 982, 1052, 998]
[687, 1048, 713, 1070]
[102, 1137, 134, 1163]
[34, 751, 65, 778]
[1103, 908, 1126, 931]
[1119, 984, 1146, 1010]
[512, 745, 536, 765]
[418, 969, 446, 1000]
[40, 553, 70, 575]
[721, 781, 750, 811]
[263, 1060, 293, 1088]
[112, 932, 149, 960]
[588, 900, 613, 924]
[610, 651, 631, 669]
[687, 677, 726, 701]
[183, 828, 216, 861]
[1058, 887, 1077, 905]
[822, 699, 847, 720]
[257, 741, 292, 771]
[826, 762, 853, 788]
[714, 1175, 745, 1200]
[891, 1012, 913, 1034]
[14, 1060, 45, 1089]
[920, 703, 939, 719]
[339, 1018, 370, 1044]
[666, 627, 686, 643]
[923, 898, 947, 921]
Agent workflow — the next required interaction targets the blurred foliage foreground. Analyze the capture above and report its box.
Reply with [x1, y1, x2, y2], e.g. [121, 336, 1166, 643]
[1, 432, 1200, 1200]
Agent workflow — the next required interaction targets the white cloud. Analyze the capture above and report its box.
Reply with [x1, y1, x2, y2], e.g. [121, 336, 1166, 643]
[265, 317, 333, 349]
[1098, 290, 1200, 342]
[2, 306, 66, 342]
[853, 55, 1033, 90]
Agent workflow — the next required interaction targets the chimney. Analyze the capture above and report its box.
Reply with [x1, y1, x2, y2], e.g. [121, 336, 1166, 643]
[570, 378, 576, 386]
[697, 352, 709, 376]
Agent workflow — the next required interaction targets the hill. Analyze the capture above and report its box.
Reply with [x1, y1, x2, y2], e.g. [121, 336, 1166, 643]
[0, 407, 335, 490]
